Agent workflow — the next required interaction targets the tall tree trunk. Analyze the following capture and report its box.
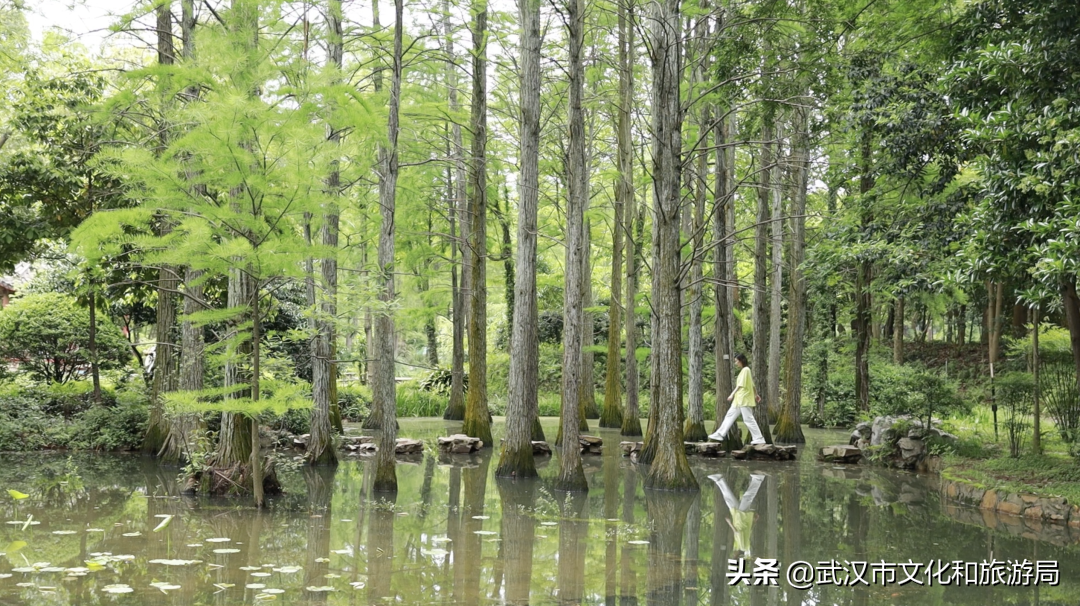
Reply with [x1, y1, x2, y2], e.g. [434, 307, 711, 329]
[495, 0, 541, 479]
[217, 267, 253, 470]
[751, 117, 774, 443]
[644, 0, 697, 491]
[168, 267, 203, 466]
[443, 0, 467, 421]
[684, 109, 708, 442]
[600, 192, 625, 427]
[581, 219, 599, 421]
[854, 130, 874, 413]
[622, 198, 644, 437]
[362, 0, 385, 425]
[88, 287, 101, 403]
[250, 278, 264, 508]
[712, 112, 739, 448]
[462, 0, 493, 445]
[893, 296, 905, 364]
[307, 0, 343, 466]
[957, 303, 967, 347]
[1061, 278, 1080, 409]
[773, 106, 808, 444]
[767, 125, 783, 424]
[1032, 304, 1041, 454]
[554, 0, 588, 492]
[372, 0, 403, 493]
[144, 0, 177, 456]
[644, 491, 693, 601]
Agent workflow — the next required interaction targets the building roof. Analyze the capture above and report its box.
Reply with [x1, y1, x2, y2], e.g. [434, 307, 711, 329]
[0, 279, 14, 294]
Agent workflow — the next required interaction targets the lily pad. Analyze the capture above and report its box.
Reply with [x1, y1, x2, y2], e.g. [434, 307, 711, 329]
[102, 584, 134, 594]
[273, 566, 302, 574]
[473, 530, 497, 536]
[148, 559, 202, 566]
[51, 530, 77, 535]
[250, 572, 271, 578]
[305, 585, 335, 592]
[246, 583, 266, 589]
[205, 537, 231, 543]
[121, 532, 142, 537]
[627, 540, 649, 545]
[213, 548, 241, 554]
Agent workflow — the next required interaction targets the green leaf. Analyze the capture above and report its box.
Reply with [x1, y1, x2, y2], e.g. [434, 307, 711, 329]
[7, 490, 29, 500]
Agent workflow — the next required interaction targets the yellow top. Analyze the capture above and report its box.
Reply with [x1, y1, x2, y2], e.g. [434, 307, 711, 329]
[732, 366, 755, 408]
[731, 510, 753, 554]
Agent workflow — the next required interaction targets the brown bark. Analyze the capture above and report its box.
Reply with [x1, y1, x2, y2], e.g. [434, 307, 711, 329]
[767, 124, 783, 423]
[495, 0, 541, 479]
[774, 105, 808, 444]
[306, 0, 343, 467]
[684, 109, 708, 442]
[582, 219, 599, 421]
[644, 0, 697, 491]
[554, 0, 588, 492]
[893, 296, 905, 364]
[495, 479, 536, 605]
[854, 130, 874, 413]
[462, 0, 493, 445]
[443, 0, 467, 421]
[752, 117, 774, 442]
[372, 0, 404, 493]
[622, 198, 644, 437]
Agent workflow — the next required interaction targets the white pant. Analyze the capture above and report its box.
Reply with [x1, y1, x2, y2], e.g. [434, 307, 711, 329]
[712, 405, 765, 444]
[711, 473, 765, 512]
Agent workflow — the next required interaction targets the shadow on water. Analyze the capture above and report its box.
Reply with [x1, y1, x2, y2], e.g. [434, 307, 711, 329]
[1, 424, 1079, 604]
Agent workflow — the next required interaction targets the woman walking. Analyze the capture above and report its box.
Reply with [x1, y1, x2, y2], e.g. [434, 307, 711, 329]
[708, 353, 766, 444]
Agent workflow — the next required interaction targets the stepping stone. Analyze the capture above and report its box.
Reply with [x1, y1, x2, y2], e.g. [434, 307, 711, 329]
[819, 444, 862, 464]
[685, 442, 726, 457]
[346, 438, 424, 455]
[579, 435, 603, 455]
[619, 441, 643, 457]
[438, 434, 484, 454]
[731, 443, 797, 461]
[495, 439, 552, 456]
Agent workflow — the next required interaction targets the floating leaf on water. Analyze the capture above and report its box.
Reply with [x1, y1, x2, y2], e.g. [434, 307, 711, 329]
[15, 582, 35, 588]
[540, 522, 558, 526]
[262, 588, 284, 594]
[148, 559, 202, 566]
[254, 594, 277, 601]
[40, 567, 65, 573]
[339, 519, 352, 522]
[121, 532, 142, 537]
[208, 564, 224, 569]
[627, 540, 649, 545]
[349, 581, 365, 590]
[150, 582, 181, 592]
[250, 572, 271, 578]
[471, 516, 489, 520]
[331, 548, 351, 555]
[305, 586, 335, 592]
[246, 583, 266, 589]
[186, 544, 203, 548]
[606, 518, 620, 522]
[473, 531, 497, 536]
[205, 537, 231, 543]
[239, 566, 261, 571]
[430, 537, 451, 543]
[85, 528, 105, 533]
[51, 530, 77, 535]
[0, 574, 11, 579]
[213, 549, 241, 554]
[152, 515, 174, 533]
[12, 567, 35, 573]
[324, 573, 341, 579]
[112, 555, 135, 561]
[273, 566, 302, 574]
[537, 534, 547, 538]
[7, 490, 29, 501]
[102, 584, 134, 594]
[314, 557, 330, 563]
[421, 548, 448, 558]
[64, 568, 89, 574]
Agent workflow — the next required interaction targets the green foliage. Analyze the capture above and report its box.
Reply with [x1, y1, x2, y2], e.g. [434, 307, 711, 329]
[0, 293, 131, 384]
[338, 383, 371, 422]
[0, 380, 147, 451]
[996, 372, 1033, 458]
[419, 367, 466, 395]
[395, 382, 445, 417]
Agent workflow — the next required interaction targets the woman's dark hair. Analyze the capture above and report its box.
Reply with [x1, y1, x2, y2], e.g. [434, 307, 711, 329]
[734, 353, 749, 367]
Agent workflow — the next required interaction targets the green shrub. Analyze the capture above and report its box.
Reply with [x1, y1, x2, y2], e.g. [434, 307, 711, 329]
[70, 400, 148, 451]
[338, 383, 371, 422]
[0, 293, 131, 384]
[396, 382, 445, 417]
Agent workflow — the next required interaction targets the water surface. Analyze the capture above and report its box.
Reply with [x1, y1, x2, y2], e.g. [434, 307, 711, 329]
[0, 419, 1076, 605]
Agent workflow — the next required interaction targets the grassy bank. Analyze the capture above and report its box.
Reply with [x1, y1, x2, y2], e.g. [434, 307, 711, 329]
[939, 405, 1080, 504]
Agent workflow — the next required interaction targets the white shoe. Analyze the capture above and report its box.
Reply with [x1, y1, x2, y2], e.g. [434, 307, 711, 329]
[708, 432, 725, 442]
[750, 440, 766, 446]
